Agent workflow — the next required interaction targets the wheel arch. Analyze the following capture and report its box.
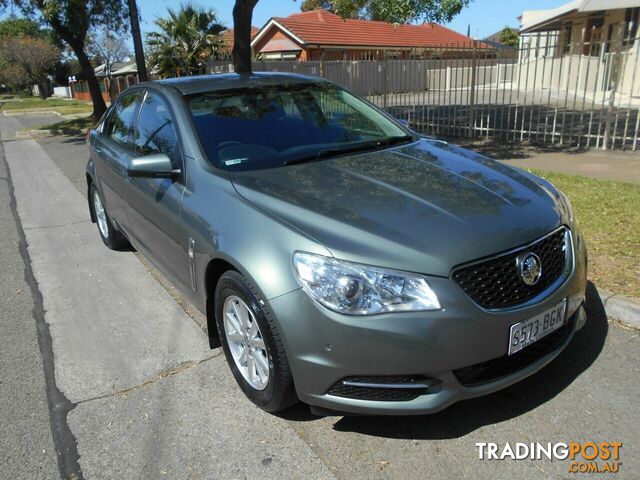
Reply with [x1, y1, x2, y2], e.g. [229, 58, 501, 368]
[86, 172, 97, 224]
[202, 254, 284, 350]
[203, 257, 238, 349]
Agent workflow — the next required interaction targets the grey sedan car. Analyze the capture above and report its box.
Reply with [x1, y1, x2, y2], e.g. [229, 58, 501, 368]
[86, 73, 587, 415]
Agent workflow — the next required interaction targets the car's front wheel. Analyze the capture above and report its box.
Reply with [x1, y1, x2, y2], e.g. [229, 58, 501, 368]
[215, 270, 297, 412]
[90, 183, 129, 250]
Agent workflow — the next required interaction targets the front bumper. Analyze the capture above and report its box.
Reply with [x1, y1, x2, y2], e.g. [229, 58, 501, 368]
[269, 231, 588, 415]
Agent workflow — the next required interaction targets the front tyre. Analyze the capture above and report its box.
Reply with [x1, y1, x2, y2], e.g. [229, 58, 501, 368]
[90, 183, 129, 250]
[215, 270, 297, 412]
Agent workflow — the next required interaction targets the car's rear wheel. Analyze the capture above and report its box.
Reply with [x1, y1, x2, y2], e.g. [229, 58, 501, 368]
[215, 270, 297, 412]
[90, 183, 129, 250]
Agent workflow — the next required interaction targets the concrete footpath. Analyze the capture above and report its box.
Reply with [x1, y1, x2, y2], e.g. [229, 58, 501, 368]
[0, 128, 58, 478]
[502, 149, 640, 184]
[451, 136, 640, 184]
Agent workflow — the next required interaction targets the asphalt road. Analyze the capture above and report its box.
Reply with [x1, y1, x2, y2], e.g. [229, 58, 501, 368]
[1, 114, 639, 479]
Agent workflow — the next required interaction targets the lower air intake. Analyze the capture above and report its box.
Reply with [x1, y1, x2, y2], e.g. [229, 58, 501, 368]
[326, 376, 434, 402]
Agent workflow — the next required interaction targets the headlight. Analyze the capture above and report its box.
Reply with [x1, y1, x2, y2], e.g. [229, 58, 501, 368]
[292, 252, 440, 315]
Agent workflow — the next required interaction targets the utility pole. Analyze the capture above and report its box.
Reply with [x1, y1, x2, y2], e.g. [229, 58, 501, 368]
[128, 0, 148, 82]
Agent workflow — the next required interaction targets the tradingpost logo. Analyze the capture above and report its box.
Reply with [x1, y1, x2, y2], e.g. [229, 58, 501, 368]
[476, 441, 623, 474]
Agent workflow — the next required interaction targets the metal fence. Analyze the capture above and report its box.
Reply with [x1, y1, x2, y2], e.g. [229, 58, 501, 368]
[207, 20, 640, 150]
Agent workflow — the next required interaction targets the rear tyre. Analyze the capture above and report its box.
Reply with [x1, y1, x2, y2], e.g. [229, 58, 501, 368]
[215, 270, 298, 412]
[90, 183, 129, 250]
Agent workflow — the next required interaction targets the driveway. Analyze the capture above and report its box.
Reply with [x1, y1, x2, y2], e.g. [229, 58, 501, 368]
[1, 115, 639, 479]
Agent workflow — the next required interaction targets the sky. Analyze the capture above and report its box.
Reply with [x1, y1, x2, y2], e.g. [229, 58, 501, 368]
[135, 0, 565, 39]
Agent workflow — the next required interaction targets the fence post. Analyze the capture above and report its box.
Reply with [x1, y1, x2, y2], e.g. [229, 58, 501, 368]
[383, 50, 389, 109]
[603, 22, 625, 150]
[468, 40, 478, 137]
[446, 66, 451, 90]
[320, 49, 325, 78]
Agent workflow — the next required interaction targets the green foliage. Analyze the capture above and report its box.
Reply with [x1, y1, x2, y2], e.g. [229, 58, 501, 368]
[300, 0, 331, 12]
[0, 15, 62, 47]
[0, 0, 130, 114]
[2, 97, 90, 110]
[0, 35, 60, 95]
[0, 16, 42, 37]
[499, 27, 519, 47]
[147, 3, 226, 78]
[300, 0, 364, 18]
[304, 0, 471, 23]
[0, 0, 129, 47]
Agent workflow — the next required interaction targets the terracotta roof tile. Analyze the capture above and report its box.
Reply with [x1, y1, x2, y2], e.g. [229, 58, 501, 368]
[272, 10, 479, 48]
[222, 27, 259, 52]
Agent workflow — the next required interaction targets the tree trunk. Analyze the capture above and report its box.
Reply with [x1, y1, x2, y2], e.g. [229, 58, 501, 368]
[128, 0, 148, 82]
[37, 82, 48, 100]
[74, 45, 108, 118]
[232, 0, 258, 74]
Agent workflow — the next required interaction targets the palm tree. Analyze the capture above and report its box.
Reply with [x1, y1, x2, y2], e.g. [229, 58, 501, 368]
[147, 3, 226, 78]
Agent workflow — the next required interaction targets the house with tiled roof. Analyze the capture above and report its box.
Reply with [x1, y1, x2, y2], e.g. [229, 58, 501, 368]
[251, 9, 482, 61]
[221, 27, 260, 56]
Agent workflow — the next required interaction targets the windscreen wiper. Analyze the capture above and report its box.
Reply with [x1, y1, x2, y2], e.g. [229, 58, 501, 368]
[384, 134, 416, 147]
[284, 135, 416, 166]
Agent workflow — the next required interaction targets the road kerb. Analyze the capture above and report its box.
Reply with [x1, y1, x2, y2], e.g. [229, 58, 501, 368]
[596, 287, 640, 329]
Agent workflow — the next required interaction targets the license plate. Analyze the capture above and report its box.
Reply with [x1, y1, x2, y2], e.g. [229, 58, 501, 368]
[508, 300, 567, 355]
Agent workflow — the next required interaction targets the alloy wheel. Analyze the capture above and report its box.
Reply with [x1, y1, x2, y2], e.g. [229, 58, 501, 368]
[93, 190, 109, 239]
[223, 295, 270, 390]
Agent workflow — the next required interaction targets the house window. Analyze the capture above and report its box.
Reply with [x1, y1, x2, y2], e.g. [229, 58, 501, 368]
[563, 21, 573, 55]
[623, 7, 640, 47]
[584, 16, 604, 56]
[606, 23, 614, 54]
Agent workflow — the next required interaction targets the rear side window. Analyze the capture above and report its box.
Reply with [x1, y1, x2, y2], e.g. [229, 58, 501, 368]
[134, 92, 180, 167]
[105, 92, 142, 148]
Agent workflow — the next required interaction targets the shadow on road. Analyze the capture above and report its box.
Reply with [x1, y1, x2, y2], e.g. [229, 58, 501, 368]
[283, 282, 608, 439]
[58, 134, 86, 145]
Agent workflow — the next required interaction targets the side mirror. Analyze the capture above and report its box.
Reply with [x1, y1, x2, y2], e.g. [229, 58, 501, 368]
[396, 118, 410, 128]
[127, 153, 180, 179]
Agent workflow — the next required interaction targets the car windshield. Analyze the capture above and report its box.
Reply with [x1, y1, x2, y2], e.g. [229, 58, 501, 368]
[186, 82, 412, 170]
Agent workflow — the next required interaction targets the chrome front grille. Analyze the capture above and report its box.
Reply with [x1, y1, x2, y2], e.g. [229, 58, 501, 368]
[452, 228, 570, 310]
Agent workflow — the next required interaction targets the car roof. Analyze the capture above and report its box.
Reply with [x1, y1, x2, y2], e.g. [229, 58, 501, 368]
[151, 72, 330, 96]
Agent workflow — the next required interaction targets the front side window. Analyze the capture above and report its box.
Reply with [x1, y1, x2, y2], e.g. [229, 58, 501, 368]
[187, 83, 409, 170]
[105, 92, 142, 148]
[134, 92, 180, 167]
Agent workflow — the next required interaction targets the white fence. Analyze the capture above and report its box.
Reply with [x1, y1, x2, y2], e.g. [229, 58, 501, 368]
[207, 24, 640, 150]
